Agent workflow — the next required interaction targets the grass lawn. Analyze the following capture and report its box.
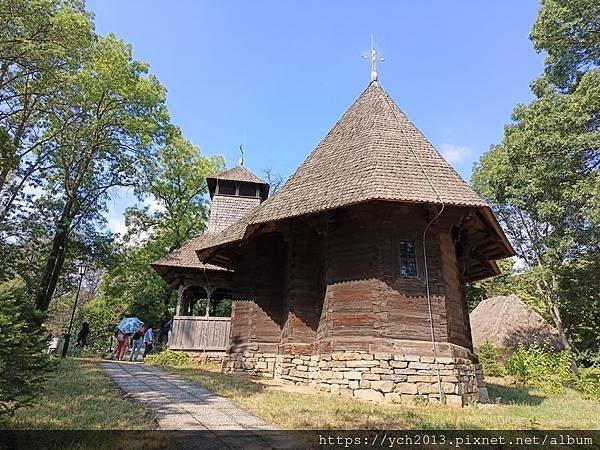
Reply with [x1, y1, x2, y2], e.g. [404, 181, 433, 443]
[1, 358, 157, 430]
[153, 362, 600, 430]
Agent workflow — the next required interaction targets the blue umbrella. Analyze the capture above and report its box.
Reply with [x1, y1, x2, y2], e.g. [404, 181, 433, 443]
[117, 317, 143, 334]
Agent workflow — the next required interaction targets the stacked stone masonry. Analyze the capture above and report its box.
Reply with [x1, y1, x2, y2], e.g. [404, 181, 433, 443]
[223, 351, 488, 407]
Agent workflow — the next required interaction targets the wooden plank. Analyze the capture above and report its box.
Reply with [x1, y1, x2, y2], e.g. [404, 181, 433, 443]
[169, 317, 232, 351]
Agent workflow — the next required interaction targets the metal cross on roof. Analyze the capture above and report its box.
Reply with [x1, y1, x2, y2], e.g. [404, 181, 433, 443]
[363, 35, 384, 83]
[238, 144, 245, 166]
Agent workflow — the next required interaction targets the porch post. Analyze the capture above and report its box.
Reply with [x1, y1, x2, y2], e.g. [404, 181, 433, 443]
[204, 286, 214, 317]
[176, 284, 187, 316]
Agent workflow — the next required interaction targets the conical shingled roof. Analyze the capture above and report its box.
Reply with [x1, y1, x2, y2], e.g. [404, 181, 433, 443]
[248, 82, 487, 225]
[194, 82, 511, 260]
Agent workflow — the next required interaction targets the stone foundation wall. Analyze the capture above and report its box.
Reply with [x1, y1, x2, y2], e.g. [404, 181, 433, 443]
[223, 350, 488, 406]
[223, 351, 277, 377]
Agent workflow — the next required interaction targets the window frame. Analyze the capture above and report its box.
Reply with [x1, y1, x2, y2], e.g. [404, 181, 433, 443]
[216, 180, 237, 196]
[398, 239, 419, 279]
[238, 182, 259, 198]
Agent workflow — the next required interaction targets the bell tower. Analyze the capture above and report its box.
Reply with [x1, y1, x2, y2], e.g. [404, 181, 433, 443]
[206, 165, 269, 233]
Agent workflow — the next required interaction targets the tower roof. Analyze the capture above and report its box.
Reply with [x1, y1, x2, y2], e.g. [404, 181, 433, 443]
[207, 165, 267, 185]
[206, 165, 269, 200]
[193, 82, 513, 262]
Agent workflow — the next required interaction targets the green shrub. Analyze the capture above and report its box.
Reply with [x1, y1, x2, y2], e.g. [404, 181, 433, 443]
[0, 279, 54, 416]
[477, 341, 505, 377]
[505, 342, 573, 394]
[144, 349, 199, 368]
[576, 367, 600, 401]
[81, 295, 127, 353]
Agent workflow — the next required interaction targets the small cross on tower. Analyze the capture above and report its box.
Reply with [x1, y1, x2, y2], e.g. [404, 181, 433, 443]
[363, 35, 384, 83]
[238, 144, 245, 167]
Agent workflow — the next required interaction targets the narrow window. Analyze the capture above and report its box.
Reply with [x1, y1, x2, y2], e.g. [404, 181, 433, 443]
[399, 241, 417, 277]
[218, 181, 236, 195]
[239, 183, 258, 197]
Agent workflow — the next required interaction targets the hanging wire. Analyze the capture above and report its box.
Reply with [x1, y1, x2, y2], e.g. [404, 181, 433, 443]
[381, 89, 446, 402]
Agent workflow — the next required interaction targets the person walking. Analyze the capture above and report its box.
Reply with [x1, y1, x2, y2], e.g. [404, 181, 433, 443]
[115, 330, 129, 361]
[129, 325, 145, 362]
[143, 324, 154, 359]
[76, 322, 90, 348]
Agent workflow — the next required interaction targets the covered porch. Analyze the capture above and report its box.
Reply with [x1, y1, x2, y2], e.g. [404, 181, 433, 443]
[170, 284, 233, 355]
[152, 246, 234, 356]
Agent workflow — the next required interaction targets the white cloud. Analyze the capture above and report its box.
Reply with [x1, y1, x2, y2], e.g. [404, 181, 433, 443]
[143, 196, 166, 214]
[439, 143, 473, 165]
[107, 217, 127, 237]
[107, 216, 153, 246]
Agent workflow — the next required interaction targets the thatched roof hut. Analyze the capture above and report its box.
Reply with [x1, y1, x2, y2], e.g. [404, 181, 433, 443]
[470, 294, 562, 350]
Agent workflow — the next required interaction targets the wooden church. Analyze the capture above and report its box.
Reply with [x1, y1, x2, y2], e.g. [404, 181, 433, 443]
[155, 66, 514, 406]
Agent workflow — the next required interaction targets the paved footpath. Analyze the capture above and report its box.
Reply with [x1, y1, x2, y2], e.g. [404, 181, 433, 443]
[101, 361, 295, 448]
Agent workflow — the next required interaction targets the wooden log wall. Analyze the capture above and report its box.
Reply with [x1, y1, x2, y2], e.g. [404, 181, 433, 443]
[279, 220, 324, 355]
[316, 202, 457, 353]
[229, 233, 286, 354]
[439, 231, 471, 349]
[227, 201, 477, 356]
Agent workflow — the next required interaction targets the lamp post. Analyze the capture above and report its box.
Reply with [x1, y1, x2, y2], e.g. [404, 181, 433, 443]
[61, 265, 86, 358]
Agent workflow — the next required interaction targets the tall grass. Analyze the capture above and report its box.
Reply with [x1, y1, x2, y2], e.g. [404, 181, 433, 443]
[1, 358, 156, 430]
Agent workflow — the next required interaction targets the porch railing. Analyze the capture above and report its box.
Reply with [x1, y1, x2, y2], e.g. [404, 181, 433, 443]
[169, 316, 231, 352]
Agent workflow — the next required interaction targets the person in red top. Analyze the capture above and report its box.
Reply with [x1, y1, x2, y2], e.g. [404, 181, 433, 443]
[114, 330, 129, 361]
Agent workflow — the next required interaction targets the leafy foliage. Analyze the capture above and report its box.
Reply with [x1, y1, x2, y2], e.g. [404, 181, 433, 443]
[34, 32, 170, 311]
[1, 0, 173, 313]
[477, 342, 505, 377]
[144, 349, 199, 368]
[0, 279, 53, 416]
[575, 367, 600, 401]
[531, 0, 600, 90]
[471, 0, 600, 357]
[125, 131, 224, 250]
[556, 251, 600, 360]
[505, 343, 573, 394]
[0, 0, 94, 219]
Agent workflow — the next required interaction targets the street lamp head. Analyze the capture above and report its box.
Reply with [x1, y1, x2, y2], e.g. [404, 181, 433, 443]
[78, 266, 86, 276]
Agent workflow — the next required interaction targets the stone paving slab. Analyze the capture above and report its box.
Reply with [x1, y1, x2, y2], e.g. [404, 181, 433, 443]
[100, 361, 293, 448]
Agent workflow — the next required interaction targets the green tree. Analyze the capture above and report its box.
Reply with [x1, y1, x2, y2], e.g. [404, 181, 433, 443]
[556, 251, 600, 361]
[0, 0, 94, 219]
[91, 135, 223, 342]
[530, 0, 600, 91]
[0, 279, 53, 416]
[472, 0, 599, 358]
[34, 34, 170, 311]
[125, 132, 224, 252]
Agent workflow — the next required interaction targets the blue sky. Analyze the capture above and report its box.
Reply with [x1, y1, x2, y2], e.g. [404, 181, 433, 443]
[86, 1, 545, 233]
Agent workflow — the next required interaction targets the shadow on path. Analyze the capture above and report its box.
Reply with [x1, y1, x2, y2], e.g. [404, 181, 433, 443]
[100, 361, 296, 448]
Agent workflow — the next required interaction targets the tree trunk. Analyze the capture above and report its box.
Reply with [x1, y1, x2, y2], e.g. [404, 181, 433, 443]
[35, 222, 70, 311]
[35, 193, 75, 311]
[536, 270, 579, 376]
